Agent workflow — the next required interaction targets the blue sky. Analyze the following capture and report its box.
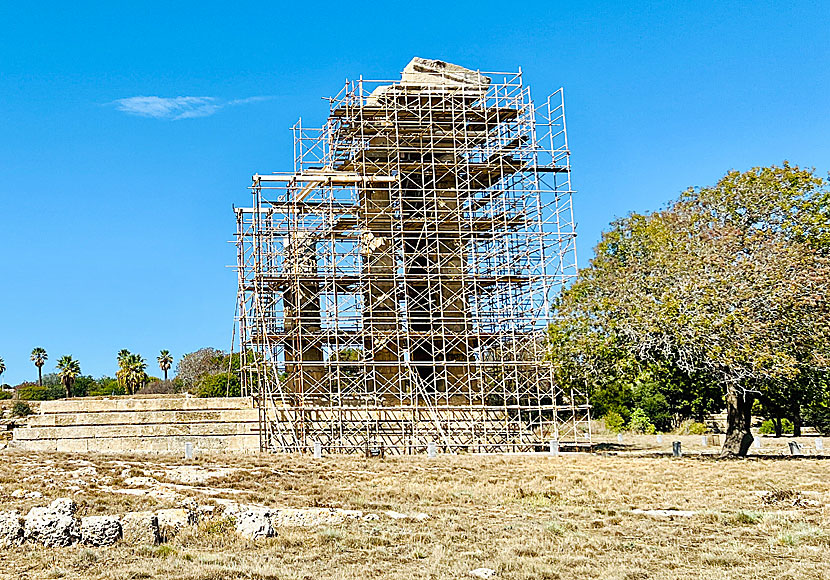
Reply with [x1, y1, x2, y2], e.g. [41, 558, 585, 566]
[1, 1, 828, 385]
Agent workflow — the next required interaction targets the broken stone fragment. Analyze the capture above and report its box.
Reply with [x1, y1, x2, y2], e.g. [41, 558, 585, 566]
[234, 509, 275, 540]
[49, 498, 77, 516]
[23, 506, 80, 547]
[0, 511, 23, 548]
[81, 516, 121, 546]
[401, 57, 491, 89]
[120, 511, 160, 545]
[155, 508, 196, 542]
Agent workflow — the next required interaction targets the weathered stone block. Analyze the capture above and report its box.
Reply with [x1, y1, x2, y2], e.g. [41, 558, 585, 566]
[24, 507, 80, 547]
[0, 511, 23, 547]
[81, 516, 121, 546]
[120, 511, 160, 545]
[156, 508, 195, 541]
[235, 509, 274, 539]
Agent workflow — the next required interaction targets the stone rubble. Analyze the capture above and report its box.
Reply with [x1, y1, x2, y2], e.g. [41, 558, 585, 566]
[23, 506, 81, 547]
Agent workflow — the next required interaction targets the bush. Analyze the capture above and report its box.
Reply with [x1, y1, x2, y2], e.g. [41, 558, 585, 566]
[759, 418, 794, 435]
[197, 373, 241, 398]
[87, 377, 125, 397]
[676, 420, 708, 435]
[138, 380, 178, 395]
[0, 390, 12, 400]
[11, 401, 33, 417]
[628, 407, 656, 434]
[804, 406, 830, 436]
[603, 411, 625, 433]
[16, 383, 64, 401]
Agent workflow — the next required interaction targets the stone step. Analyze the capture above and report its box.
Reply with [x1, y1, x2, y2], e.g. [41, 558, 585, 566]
[38, 396, 252, 414]
[14, 421, 258, 441]
[12, 434, 260, 454]
[26, 409, 258, 427]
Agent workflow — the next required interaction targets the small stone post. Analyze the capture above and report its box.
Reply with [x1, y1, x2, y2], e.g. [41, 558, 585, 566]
[672, 441, 682, 457]
[549, 440, 559, 456]
[617, 433, 623, 444]
[816, 438, 824, 452]
[184, 442, 193, 460]
[313, 440, 322, 459]
[427, 441, 437, 458]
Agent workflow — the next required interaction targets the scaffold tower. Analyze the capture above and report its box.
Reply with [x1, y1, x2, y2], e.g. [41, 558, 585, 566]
[235, 58, 590, 453]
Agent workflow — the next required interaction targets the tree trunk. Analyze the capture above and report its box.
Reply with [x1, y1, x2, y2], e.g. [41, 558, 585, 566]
[774, 417, 782, 438]
[65, 380, 72, 399]
[720, 386, 754, 457]
[164, 369, 168, 381]
[38, 366, 42, 387]
[792, 409, 802, 437]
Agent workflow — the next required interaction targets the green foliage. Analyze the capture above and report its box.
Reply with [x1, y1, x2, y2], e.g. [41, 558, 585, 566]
[603, 411, 625, 433]
[0, 389, 11, 400]
[677, 420, 709, 435]
[759, 418, 794, 435]
[197, 372, 240, 398]
[11, 401, 33, 417]
[804, 405, 830, 436]
[87, 376, 125, 397]
[16, 382, 64, 400]
[628, 407, 656, 434]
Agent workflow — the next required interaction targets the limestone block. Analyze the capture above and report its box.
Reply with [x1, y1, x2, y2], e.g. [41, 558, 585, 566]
[235, 509, 275, 539]
[156, 508, 195, 541]
[401, 57, 491, 88]
[120, 511, 160, 545]
[23, 506, 80, 547]
[0, 511, 23, 547]
[49, 498, 78, 516]
[81, 516, 121, 546]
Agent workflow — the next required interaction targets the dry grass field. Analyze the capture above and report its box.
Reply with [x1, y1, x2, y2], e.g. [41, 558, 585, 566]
[0, 445, 828, 580]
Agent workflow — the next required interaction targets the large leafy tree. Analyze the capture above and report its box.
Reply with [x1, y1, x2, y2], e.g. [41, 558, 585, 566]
[157, 350, 173, 381]
[556, 163, 830, 456]
[56, 355, 81, 399]
[31, 347, 48, 386]
[0, 357, 5, 381]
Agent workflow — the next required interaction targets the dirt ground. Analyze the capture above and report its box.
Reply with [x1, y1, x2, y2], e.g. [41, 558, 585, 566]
[0, 444, 828, 580]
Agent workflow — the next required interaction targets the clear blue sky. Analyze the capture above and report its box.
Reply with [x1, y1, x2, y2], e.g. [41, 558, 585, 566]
[1, 1, 828, 385]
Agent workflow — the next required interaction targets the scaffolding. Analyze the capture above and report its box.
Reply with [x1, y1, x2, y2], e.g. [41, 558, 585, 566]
[235, 58, 590, 454]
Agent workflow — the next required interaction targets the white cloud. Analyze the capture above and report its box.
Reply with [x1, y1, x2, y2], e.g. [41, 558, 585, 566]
[112, 95, 272, 120]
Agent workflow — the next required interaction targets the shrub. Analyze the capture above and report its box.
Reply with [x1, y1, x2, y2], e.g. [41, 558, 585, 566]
[804, 406, 830, 436]
[16, 383, 64, 400]
[676, 420, 708, 435]
[0, 390, 11, 400]
[628, 407, 656, 434]
[11, 401, 33, 417]
[603, 411, 625, 433]
[759, 418, 794, 435]
[87, 377, 125, 397]
[197, 373, 241, 398]
[138, 380, 178, 395]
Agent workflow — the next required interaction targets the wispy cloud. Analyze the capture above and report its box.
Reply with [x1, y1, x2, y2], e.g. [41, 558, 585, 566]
[112, 95, 272, 120]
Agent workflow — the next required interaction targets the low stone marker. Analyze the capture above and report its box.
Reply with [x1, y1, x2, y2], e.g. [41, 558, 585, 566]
[700, 435, 708, 446]
[788, 441, 803, 456]
[816, 438, 824, 451]
[753, 437, 761, 449]
[427, 441, 437, 458]
[549, 440, 559, 456]
[656, 434, 663, 444]
[617, 433, 623, 444]
[672, 441, 682, 457]
[184, 442, 194, 460]
[313, 440, 322, 459]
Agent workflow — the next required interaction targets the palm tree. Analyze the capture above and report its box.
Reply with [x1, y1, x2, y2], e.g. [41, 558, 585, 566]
[31, 347, 48, 386]
[157, 350, 173, 381]
[123, 354, 148, 395]
[56, 355, 81, 399]
[0, 357, 6, 382]
[116, 349, 131, 390]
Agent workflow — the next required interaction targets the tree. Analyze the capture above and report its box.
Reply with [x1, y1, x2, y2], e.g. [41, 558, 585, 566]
[30, 347, 48, 387]
[56, 356, 81, 399]
[0, 357, 5, 384]
[556, 163, 830, 457]
[123, 354, 148, 395]
[116, 349, 131, 390]
[157, 350, 173, 381]
[176, 348, 225, 391]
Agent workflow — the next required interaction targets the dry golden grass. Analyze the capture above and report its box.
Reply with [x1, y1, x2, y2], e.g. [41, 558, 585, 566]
[0, 448, 828, 579]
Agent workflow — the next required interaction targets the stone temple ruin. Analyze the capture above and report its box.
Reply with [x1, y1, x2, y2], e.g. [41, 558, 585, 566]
[234, 58, 590, 453]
